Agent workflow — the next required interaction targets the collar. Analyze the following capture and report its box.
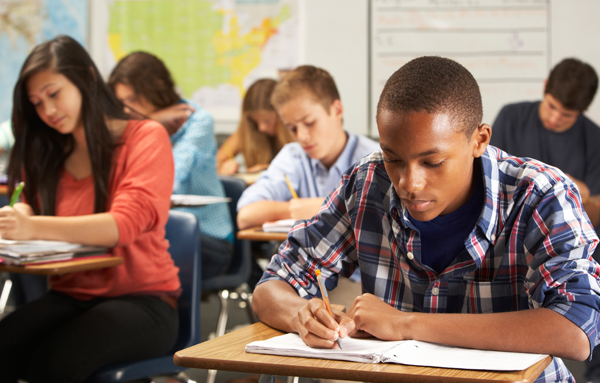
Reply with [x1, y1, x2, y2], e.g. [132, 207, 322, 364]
[389, 146, 499, 245]
[309, 132, 357, 174]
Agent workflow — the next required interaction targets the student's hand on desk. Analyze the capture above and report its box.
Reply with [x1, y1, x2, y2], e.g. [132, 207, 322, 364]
[151, 103, 195, 136]
[246, 163, 269, 173]
[289, 198, 325, 220]
[347, 293, 406, 341]
[218, 159, 239, 176]
[295, 298, 355, 349]
[0, 203, 35, 240]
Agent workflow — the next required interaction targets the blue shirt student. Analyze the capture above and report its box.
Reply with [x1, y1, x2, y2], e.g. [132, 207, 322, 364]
[237, 132, 380, 209]
[260, 146, 600, 382]
[171, 100, 233, 243]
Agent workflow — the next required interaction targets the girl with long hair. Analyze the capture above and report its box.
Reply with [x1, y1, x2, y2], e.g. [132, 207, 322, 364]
[216, 79, 294, 175]
[0, 36, 180, 382]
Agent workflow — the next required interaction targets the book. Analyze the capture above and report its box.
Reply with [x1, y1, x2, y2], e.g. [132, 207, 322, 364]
[262, 218, 296, 233]
[245, 333, 548, 371]
[0, 239, 107, 265]
[171, 194, 231, 207]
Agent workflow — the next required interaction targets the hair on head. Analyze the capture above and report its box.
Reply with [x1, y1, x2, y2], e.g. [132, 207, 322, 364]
[10, 35, 129, 216]
[545, 58, 598, 112]
[376, 56, 482, 138]
[270, 65, 340, 113]
[238, 79, 294, 168]
[108, 51, 180, 111]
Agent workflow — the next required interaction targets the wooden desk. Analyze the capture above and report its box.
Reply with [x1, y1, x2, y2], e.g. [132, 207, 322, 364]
[0, 256, 123, 275]
[233, 172, 263, 186]
[174, 322, 552, 383]
[237, 227, 288, 242]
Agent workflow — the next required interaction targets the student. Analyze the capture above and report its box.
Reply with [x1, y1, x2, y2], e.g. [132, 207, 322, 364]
[236, 65, 380, 230]
[0, 35, 179, 382]
[109, 52, 234, 278]
[251, 57, 600, 382]
[216, 78, 295, 176]
[491, 58, 600, 227]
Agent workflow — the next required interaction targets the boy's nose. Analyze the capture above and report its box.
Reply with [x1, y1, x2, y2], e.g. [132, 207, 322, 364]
[398, 167, 425, 194]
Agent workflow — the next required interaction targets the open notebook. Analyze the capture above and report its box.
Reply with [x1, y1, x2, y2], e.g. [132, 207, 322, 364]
[245, 333, 548, 371]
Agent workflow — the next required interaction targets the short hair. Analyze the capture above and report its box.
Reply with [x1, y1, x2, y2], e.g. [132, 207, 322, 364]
[545, 58, 598, 112]
[108, 51, 180, 109]
[271, 65, 340, 113]
[376, 56, 482, 138]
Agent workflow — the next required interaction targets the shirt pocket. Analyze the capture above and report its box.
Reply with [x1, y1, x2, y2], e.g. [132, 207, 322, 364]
[458, 279, 527, 314]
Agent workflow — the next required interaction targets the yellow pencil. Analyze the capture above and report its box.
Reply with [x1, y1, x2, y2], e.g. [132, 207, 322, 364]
[283, 173, 298, 199]
[315, 269, 342, 349]
[224, 142, 235, 161]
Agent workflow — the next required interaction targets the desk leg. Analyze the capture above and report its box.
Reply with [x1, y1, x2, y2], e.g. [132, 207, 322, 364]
[0, 277, 12, 317]
[258, 374, 275, 383]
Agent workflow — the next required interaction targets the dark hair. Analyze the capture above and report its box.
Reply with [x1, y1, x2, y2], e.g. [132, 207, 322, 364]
[271, 65, 340, 112]
[108, 51, 180, 110]
[9, 35, 130, 215]
[376, 56, 482, 138]
[545, 58, 598, 112]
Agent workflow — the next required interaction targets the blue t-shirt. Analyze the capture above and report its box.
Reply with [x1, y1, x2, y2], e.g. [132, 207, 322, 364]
[408, 172, 484, 274]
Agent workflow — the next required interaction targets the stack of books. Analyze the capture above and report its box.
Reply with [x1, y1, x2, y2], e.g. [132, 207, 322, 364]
[262, 218, 296, 233]
[0, 239, 108, 266]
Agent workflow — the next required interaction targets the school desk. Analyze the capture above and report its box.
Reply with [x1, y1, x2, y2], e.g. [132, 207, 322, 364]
[174, 322, 552, 383]
[0, 255, 123, 275]
[237, 226, 288, 242]
[233, 171, 263, 186]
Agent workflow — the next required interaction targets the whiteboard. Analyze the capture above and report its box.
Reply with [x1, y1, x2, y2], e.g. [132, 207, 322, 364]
[369, 0, 600, 136]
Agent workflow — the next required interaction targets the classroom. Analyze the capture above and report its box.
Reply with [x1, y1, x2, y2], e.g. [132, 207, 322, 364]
[0, 0, 600, 382]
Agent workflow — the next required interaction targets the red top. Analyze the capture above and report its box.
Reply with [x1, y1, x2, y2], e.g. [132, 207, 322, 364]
[47, 120, 180, 299]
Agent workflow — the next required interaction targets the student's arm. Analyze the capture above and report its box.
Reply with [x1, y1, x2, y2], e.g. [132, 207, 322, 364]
[216, 132, 241, 175]
[150, 103, 195, 136]
[0, 205, 119, 246]
[347, 295, 589, 360]
[238, 200, 291, 229]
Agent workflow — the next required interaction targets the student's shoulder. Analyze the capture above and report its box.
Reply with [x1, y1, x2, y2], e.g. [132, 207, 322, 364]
[491, 146, 570, 195]
[183, 100, 214, 125]
[275, 142, 309, 159]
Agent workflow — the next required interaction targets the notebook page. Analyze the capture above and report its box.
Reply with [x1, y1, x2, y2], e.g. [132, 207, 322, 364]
[383, 340, 548, 371]
[245, 333, 404, 363]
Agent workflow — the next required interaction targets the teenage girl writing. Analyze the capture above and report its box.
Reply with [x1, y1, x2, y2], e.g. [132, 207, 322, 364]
[0, 36, 180, 383]
[216, 79, 294, 175]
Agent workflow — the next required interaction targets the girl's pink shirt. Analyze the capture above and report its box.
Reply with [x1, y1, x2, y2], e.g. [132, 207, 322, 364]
[48, 120, 180, 299]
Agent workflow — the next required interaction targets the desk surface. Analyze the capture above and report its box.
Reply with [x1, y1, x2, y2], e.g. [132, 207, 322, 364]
[174, 322, 552, 383]
[237, 227, 288, 242]
[0, 256, 123, 275]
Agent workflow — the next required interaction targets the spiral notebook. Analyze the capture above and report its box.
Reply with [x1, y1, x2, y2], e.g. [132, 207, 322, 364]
[245, 333, 548, 371]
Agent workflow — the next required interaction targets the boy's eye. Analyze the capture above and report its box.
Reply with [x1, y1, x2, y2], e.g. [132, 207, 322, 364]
[425, 161, 444, 169]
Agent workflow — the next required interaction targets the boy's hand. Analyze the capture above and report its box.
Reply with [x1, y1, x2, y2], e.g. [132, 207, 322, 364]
[347, 293, 406, 341]
[294, 297, 355, 349]
[289, 198, 325, 220]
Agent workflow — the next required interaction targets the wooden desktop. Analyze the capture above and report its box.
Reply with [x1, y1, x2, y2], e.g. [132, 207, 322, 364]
[174, 322, 552, 383]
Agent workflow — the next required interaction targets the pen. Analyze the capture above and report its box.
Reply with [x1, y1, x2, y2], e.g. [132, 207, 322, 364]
[283, 173, 298, 199]
[9, 182, 24, 207]
[315, 269, 343, 349]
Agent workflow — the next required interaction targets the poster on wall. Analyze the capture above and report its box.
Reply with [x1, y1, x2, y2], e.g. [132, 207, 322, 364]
[104, 0, 300, 121]
[0, 0, 88, 124]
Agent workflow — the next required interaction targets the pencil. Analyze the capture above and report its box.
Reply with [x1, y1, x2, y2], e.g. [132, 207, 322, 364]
[315, 269, 343, 349]
[283, 173, 298, 199]
[224, 142, 235, 161]
[9, 182, 24, 207]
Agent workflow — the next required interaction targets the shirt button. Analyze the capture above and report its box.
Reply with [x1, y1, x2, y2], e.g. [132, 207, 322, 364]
[432, 287, 439, 296]
[491, 234, 496, 242]
[407, 252, 414, 260]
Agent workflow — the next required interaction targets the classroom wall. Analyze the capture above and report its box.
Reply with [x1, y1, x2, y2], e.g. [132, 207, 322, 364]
[89, 0, 600, 137]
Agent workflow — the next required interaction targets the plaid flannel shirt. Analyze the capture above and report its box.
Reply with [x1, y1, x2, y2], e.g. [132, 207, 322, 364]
[260, 146, 600, 382]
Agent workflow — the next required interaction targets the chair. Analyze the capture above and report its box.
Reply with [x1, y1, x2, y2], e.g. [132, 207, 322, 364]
[91, 210, 201, 383]
[203, 176, 254, 383]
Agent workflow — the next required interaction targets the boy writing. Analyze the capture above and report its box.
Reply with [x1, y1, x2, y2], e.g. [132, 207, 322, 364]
[252, 57, 600, 382]
[236, 65, 379, 230]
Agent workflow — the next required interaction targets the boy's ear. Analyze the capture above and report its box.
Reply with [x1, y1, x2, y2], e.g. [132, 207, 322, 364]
[471, 123, 491, 158]
[330, 99, 343, 118]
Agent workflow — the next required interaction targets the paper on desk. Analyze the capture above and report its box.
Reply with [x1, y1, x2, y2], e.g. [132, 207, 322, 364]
[0, 239, 82, 255]
[245, 333, 548, 371]
[170, 195, 231, 206]
[262, 218, 296, 233]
